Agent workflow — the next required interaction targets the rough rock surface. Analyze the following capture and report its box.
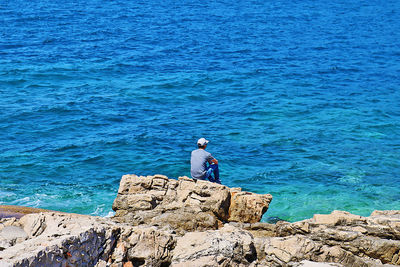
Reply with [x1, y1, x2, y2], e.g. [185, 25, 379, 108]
[112, 174, 273, 231]
[228, 188, 272, 223]
[170, 224, 257, 267]
[1, 174, 400, 267]
[246, 210, 400, 266]
[0, 212, 119, 267]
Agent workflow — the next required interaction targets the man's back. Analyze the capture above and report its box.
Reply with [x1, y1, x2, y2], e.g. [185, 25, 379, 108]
[190, 149, 213, 179]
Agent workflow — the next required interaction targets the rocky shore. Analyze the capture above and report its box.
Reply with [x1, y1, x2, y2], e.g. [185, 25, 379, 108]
[1, 174, 399, 266]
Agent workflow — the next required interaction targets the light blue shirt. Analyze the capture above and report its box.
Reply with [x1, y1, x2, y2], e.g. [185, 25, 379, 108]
[190, 149, 215, 179]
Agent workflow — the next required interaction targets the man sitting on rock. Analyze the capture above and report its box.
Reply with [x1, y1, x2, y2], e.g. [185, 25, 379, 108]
[190, 138, 221, 184]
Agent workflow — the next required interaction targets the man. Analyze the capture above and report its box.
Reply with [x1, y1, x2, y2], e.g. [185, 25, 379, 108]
[190, 137, 221, 184]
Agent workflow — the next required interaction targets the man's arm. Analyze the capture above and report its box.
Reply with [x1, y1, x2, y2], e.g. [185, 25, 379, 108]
[209, 158, 218, 165]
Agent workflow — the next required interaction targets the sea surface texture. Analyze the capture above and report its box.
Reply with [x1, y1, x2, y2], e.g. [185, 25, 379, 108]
[1, 0, 399, 222]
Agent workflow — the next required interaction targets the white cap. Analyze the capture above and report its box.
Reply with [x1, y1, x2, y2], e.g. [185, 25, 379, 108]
[197, 137, 209, 146]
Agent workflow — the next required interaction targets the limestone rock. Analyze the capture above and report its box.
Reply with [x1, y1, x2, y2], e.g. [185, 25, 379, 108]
[228, 189, 273, 223]
[260, 210, 400, 266]
[112, 174, 272, 232]
[171, 224, 257, 267]
[312, 210, 367, 226]
[125, 226, 175, 266]
[0, 212, 120, 267]
[0, 226, 28, 249]
[1, 208, 400, 267]
[290, 260, 344, 266]
[371, 210, 400, 217]
[107, 225, 176, 267]
[260, 235, 371, 266]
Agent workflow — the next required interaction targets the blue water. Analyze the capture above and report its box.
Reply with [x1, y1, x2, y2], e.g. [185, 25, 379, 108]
[1, 0, 399, 222]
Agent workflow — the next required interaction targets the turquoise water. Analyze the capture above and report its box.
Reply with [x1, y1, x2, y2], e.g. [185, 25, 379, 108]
[1, 0, 399, 222]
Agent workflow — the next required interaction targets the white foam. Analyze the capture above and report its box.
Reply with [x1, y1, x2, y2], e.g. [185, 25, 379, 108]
[104, 211, 115, 218]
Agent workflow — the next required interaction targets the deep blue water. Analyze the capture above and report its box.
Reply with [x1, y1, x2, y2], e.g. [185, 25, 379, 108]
[1, 0, 399, 222]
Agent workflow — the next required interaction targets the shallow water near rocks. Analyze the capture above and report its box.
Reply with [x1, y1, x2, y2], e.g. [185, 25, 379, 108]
[1, 0, 399, 222]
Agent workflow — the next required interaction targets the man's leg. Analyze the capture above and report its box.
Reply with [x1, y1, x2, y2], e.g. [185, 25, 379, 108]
[205, 167, 214, 182]
[206, 164, 221, 184]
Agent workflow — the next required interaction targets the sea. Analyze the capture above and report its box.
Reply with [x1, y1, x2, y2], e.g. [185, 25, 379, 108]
[1, 0, 399, 223]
